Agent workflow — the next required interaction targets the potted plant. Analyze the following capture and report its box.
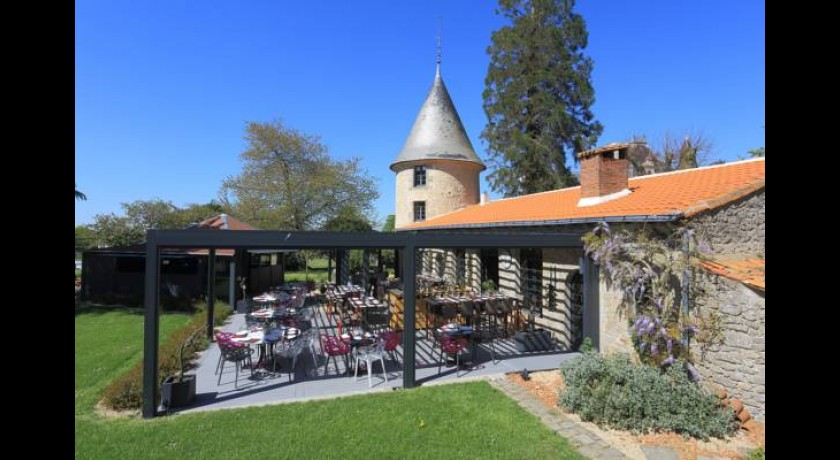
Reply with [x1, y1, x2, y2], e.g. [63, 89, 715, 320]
[480, 279, 497, 294]
[161, 327, 202, 410]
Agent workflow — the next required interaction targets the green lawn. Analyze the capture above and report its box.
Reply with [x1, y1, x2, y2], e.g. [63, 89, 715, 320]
[284, 270, 329, 282]
[75, 306, 582, 459]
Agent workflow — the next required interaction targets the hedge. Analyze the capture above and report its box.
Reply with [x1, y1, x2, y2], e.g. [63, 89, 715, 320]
[101, 301, 232, 411]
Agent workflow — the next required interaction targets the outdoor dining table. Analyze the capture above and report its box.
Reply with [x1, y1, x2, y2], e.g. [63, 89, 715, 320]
[230, 326, 300, 371]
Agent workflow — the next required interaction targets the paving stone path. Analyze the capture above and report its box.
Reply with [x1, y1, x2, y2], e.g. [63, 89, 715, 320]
[490, 377, 678, 460]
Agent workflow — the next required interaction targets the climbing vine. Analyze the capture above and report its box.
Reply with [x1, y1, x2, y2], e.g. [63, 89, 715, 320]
[582, 222, 723, 370]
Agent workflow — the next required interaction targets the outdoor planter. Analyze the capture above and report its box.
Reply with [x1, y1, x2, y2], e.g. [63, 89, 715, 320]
[514, 329, 552, 352]
[161, 375, 196, 409]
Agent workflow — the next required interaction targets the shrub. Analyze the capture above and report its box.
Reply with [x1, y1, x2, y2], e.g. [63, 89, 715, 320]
[746, 447, 765, 460]
[558, 353, 736, 440]
[101, 301, 232, 411]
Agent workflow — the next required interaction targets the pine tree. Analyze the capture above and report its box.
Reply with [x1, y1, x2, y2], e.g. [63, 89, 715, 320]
[482, 0, 603, 196]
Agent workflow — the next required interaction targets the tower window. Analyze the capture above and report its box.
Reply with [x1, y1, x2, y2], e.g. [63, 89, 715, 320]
[413, 166, 427, 187]
[413, 201, 426, 222]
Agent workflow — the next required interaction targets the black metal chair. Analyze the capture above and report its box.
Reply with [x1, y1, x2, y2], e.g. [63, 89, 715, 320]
[363, 306, 390, 333]
[474, 312, 503, 364]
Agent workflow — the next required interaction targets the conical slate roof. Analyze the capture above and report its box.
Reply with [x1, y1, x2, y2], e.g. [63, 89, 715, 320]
[390, 71, 485, 171]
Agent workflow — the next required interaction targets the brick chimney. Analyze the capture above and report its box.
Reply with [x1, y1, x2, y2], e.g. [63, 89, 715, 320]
[577, 142, 631, 207]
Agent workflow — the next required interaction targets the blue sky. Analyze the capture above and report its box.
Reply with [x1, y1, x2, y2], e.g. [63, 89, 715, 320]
[75, 0, 765, 227]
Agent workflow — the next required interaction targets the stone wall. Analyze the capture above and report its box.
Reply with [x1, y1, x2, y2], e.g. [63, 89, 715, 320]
[598, 278, 635, 356]
[692, 269, 766, 421]
[691, 190, 765, 256]
[394, 159, 482, 229]
[498, 248, 521, 297]
[534, 248, 583, 350]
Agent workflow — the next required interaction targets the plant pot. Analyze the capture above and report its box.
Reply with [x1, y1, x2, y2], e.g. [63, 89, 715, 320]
[161, 375, 196, 409]
[514, 329, 552, 352]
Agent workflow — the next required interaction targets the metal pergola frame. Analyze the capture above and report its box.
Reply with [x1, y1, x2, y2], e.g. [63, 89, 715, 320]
[142, 229, 584, 418]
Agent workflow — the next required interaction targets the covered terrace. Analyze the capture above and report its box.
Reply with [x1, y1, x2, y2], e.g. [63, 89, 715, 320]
[142, 230, 596, 418]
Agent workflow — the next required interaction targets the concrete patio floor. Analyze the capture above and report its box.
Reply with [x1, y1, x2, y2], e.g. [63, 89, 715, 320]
[177, 300, 580, 414]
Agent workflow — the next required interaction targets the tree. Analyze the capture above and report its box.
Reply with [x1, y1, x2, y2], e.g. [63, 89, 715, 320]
[748, 125, 765, 157]
[381, 215, 395, 232]
[482, 0, 603, 197]
[321, 207, 374, 232]
[89, 199, 226, 247]
[75, 225, 97, 258]
[219, 120, 378, 230]
[75, 183, 87, 201]
[90, 213, 145, 247]
[176, 200, 228, 227]
[627, 132, 715, 176]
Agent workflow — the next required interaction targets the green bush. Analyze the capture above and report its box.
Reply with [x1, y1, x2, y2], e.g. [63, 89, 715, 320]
[746, 447, 765, 460]
[101, 301, 232, 410]
[558, 353, 736, 440]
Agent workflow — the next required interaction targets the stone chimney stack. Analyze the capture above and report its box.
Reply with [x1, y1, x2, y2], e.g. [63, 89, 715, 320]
[577, 142, 631, 207]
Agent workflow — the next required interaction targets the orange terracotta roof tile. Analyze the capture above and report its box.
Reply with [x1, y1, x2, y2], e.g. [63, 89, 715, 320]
[700, 258, 765, 291]
[186, 214, 256, 256]
[404, 158, 765, 230]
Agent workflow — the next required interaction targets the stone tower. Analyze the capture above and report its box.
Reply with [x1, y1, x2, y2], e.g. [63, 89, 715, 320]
[391, 59, 485, 229]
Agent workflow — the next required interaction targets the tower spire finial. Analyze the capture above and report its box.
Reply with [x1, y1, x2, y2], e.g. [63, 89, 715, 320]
[436, 17, 442, 77]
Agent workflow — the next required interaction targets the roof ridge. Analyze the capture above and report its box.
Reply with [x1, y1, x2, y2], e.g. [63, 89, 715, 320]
[628, 157, 765, 183]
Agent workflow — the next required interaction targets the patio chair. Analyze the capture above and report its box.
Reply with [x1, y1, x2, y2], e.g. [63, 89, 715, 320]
[214, 331, 235, 375]
[437, 335, 468, 377]
[354, 339, 389, 388]
[363, 306, 390, 333]
[217, 339, 255, 388]
[474, 312, 503, 365]
[319, 334, 351, 376]
[274, 335, 310, 382]
[431, 303, 460, 349]
[380, 330, 402, 364]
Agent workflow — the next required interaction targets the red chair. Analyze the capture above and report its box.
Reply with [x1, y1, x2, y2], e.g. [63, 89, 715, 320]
[380, 330, 402, 364]
[320, 334, 351, 376]
[216, 336, 254, 388]
[214, 331, 235, 375]
[437, 335, 468, 377]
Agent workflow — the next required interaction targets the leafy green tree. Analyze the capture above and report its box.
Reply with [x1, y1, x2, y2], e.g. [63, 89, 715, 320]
[89, 199, 227, 247]
[219, 120, 378, 231]
[90, 213, 145, 247]
[176, 200, 228, 227]
[482, 0, 603, 197]
[75, 226, 97, 258]
[321, 207, 374, 232]
[748, 125, 765, 157]
[121, 199, 182, 231]
[381, 214, 395, 232]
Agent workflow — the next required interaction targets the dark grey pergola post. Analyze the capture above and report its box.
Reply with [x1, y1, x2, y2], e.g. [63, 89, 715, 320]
[401, 246, 416, 388]
[327, 251, 333, 282]
[206, 248, 216, 340]
[337, 249, 349, 284]
[362, 249, 370, 293]
[142, 232, 161, 418]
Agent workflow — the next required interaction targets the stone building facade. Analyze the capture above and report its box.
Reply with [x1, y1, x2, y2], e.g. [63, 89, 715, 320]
[390, 61, 766, 420]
